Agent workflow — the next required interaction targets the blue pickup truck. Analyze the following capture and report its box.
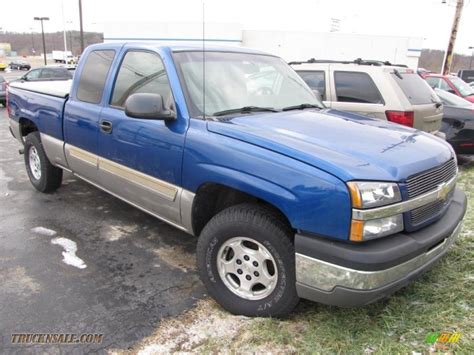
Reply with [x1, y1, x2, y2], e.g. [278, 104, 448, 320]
[7, 43, 467, 317]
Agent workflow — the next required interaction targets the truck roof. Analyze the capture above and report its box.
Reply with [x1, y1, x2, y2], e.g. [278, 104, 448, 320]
[87, 42, 276, 56]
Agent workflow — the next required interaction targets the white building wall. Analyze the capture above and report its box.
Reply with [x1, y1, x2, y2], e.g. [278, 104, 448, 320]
[103, 22, 423, 68]
[242, 30, 423, 68]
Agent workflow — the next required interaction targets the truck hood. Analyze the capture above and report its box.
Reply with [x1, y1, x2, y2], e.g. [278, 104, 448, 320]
[207, 109, 453, 182]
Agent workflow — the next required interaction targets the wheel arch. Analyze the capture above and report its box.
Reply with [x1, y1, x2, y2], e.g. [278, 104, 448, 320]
[190, 181, 294, 237]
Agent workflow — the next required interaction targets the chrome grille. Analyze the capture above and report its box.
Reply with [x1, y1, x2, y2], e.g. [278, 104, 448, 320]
[410, 199, 449, 226]
[406, 159, 457, 199]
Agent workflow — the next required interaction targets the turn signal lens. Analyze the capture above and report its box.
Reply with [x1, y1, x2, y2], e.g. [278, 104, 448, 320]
[350, 220, 364, 242]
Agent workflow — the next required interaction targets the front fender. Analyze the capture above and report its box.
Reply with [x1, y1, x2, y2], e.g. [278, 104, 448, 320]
[183, 120, 352, 240]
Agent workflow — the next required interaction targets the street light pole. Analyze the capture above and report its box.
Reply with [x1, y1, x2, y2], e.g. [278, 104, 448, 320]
[34, 17, 50, 65]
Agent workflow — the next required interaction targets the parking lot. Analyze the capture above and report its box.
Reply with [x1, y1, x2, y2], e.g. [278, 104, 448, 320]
[0, 107, 206, 352]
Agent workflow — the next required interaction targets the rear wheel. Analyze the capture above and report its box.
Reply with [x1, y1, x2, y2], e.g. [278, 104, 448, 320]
[24, 132, 63, 193]
[197, 203, 299, 317]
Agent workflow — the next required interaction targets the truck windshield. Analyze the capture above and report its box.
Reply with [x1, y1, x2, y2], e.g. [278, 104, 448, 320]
[173, 51, 322, 117]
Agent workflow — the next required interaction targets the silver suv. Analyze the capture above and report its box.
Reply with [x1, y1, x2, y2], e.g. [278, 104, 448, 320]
[291, 59, 443, 134]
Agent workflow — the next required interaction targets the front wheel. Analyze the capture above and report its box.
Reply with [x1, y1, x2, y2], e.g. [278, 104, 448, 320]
[24, 132, 63, 193]
[197, 203, 299, 317]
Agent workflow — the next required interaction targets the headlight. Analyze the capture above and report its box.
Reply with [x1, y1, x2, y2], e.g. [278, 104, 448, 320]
[347, 181, 401, 209]
[350, 215, 404, 241]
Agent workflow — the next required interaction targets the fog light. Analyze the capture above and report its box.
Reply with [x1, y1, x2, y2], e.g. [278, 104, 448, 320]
[350, 214, 404, 241]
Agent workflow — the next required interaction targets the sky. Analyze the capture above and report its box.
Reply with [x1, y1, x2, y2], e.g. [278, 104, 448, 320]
[1, 0, 473, 54]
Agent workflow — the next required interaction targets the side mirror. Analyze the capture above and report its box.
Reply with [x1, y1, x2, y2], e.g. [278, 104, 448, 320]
[21, 75, 27, 82]
[312, 89, 323, 102]
[124, 93, 176, 120]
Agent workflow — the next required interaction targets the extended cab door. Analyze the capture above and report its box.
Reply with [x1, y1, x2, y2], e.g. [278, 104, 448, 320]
[97, 49, 186, 226]
[64, 49, 116, 183]
[328, 67, 386, 119]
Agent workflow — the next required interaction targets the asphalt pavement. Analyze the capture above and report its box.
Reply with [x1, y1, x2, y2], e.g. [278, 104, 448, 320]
[0, 108, 205, 353]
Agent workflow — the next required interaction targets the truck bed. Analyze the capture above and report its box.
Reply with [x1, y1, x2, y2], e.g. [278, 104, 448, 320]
[8, 80, 71, 141]
[9, 80, 72, 98]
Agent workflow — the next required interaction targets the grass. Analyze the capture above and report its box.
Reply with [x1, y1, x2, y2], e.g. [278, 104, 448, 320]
[130, 162, 474, 354]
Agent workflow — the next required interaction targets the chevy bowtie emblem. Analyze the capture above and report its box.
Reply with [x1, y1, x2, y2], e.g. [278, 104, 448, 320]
[437, 182, 450, 201]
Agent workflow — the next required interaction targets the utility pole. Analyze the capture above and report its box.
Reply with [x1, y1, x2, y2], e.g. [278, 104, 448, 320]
[79, 0, 85, 54]
[441, 0, 464, 75]
[469, 46, 474, 69]
[29, 27, 35, 54]
[34, 17, 50, 65]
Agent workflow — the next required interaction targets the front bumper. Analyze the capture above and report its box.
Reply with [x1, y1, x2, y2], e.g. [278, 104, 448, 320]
[295, 188, 467, 307]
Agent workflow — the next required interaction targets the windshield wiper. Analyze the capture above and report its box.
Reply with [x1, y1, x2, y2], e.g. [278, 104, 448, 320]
[213, 106, 279, 117]
[282, 103, 323, 111]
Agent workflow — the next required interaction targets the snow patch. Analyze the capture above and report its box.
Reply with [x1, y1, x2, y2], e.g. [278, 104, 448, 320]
[51, 237, 87, 269]
[31, 226, 57, 237]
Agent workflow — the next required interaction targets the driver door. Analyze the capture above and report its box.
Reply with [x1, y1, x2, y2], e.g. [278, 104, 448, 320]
[98, 50, 185, 225]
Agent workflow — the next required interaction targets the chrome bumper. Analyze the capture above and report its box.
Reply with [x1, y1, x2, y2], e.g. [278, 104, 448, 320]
[296, 221, 462, 292]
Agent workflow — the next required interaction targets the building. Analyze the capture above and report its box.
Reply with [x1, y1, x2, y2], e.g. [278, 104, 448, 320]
[0, 42, 12, 57]
[104, 22, 423, 68]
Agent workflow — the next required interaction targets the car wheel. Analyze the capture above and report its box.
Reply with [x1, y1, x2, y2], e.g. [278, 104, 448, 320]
[24, 132, 63, 193]
[197, 203, 299, 317]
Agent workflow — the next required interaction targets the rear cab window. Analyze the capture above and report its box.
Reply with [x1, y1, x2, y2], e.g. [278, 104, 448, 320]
[334, 71, 383, 104]
[77, 50, 115, 104]
[392, 71, 435, 105]
[110, 50, 173, 108]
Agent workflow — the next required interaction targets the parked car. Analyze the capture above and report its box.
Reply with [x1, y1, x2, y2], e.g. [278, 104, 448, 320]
[0, 62, 8, 71]
[435, 88, 474, 155]
[291, 59, 443, 135]
[7, 44, 467, 317]
[18, 66, 74, 82]
[458, 69, 474, 84]
[424, 74, 474, 103]
[0, 75, 6, 106]
[9, 60, 31, 71]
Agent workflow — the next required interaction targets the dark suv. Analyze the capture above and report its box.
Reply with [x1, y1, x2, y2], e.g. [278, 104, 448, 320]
[9, 60, 31, 71]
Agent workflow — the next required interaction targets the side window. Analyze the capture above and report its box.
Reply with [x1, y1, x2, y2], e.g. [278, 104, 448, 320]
[110, 51, 172, 108]
[41, 68, 57, 79]
[25, 69, 41, 80]
[77, 50, 115, 104]
[296, 71, 326, 100]
[426, 77, 441, 89]
[334, 71, 383, 104]
[439, 79, 452, 91]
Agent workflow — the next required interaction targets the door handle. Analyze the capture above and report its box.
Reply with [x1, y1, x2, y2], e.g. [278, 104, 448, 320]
[100, 120, 113, 134]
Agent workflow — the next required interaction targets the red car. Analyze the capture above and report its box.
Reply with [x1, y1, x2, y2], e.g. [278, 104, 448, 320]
[424, 74, 474, 103]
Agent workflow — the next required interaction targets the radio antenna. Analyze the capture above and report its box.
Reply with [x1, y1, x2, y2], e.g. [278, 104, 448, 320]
[202, 1, 206, 119]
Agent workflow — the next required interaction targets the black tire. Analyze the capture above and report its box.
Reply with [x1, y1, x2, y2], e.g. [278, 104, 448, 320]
[24, 132, 63, 193]
[197, 203, 299, 317]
